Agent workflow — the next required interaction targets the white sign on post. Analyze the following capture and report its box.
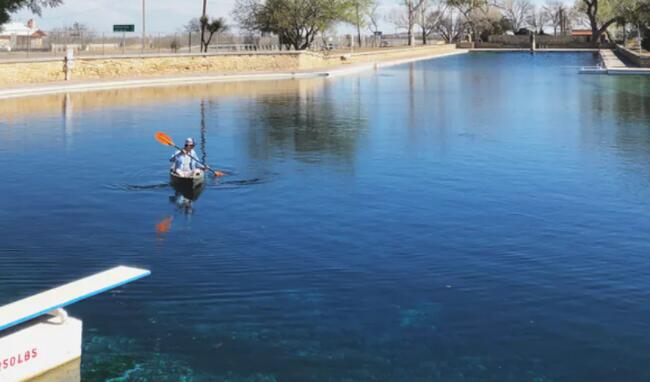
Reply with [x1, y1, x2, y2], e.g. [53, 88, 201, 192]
[65, 47, 74, 63]
[64, 47, 74, 81]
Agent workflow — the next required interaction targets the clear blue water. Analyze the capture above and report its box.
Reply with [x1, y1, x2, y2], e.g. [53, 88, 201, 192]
[2, 52, 650, 381]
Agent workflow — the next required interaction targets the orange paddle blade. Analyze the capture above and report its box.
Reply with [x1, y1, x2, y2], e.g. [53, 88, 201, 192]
[155, 131, 174, 146]
[214, 171, 225, 177]
[156, 216, 173, 234]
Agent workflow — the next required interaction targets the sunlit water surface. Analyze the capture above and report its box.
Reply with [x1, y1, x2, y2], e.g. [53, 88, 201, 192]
[2, 52, 650, 381]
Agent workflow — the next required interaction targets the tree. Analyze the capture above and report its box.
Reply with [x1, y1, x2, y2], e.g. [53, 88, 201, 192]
[367, 1, 382, 34]
[185, 18, 201, 34]
[348, 0, 375, 47]
[498, 0, 533, 32]
[366, 1, 382, 46]
[200, 16, 228, 52]
[48, 21, 95, 44]
[403, 0, 428, 46]
[476, 6, 512, 41]
[446, 0, 489, 42]
[68, 22, 94, 40]
[388, 7, 409, 31]
[0, 0, 61, 25]
[574, 0, 643, 46]
[544, 0, 572, 35]
[436, 8, 466, 42]
[417, 0, 447, 44]
[233, 0, 352, 50]
[526, 4, 548, 34]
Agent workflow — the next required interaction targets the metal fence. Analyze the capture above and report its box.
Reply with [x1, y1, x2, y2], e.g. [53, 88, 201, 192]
[0, 32, 433, 60]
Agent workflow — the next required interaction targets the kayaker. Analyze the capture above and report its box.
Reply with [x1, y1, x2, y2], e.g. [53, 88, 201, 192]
[170, 138, 202, 176]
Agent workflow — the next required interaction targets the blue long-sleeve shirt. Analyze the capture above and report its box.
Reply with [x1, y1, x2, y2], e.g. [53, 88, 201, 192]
[170, 149, 200, 172]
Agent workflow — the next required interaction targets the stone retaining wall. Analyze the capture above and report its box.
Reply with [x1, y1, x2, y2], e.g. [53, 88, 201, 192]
[0, 46, 457, 87]
[0, 52, 335, 86]
[479, 35, 594, 49]
[616, 45, 650, 67]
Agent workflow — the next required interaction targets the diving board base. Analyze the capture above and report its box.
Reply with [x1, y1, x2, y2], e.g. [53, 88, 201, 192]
[0, 314, 82, 382]
[0, 266, 150, 381]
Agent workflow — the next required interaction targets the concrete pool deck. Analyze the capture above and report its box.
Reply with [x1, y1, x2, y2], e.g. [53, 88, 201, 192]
[0, 49, 468, 100]
[471, 48, 600, 52]
[586, 49, 650, 75]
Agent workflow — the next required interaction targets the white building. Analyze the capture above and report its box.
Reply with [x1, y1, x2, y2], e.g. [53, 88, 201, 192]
[0, 19, 46, 51]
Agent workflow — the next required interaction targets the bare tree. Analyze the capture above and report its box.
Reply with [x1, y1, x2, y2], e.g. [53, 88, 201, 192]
[526, 4, 548, 33]
[49, 22, 95, 44]
[185, 18, 201, 34]
[498, 0, 533, 31]
[401, 0, 428, 46]
[349, 0, 375, 47]
[446, 0, 490, 42]
[436, 7, 466, 42]
[367, 1, 382, 33]
[543, 0, 573, 35]
[389, 7, 409, 30]
[367, 1, 383, 46]
[417, 0, 447, 44]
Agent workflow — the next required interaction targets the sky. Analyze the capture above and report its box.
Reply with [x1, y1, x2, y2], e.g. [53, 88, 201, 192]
[11, 0, 565, 36]
[11, 0, 375, 35]
[13, 0, 237, 34]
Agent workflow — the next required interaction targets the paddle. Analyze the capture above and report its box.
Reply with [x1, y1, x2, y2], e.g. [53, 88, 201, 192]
[155, 131, 226, 177]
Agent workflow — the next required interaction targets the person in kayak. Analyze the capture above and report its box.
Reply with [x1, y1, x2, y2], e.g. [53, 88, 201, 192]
[170, 138, 203, 176]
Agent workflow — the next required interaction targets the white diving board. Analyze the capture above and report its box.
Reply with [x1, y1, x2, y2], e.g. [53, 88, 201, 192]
[0, 266, 150, 332]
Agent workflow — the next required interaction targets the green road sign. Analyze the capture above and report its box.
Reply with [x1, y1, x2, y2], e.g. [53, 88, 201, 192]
[113, 24, 135, 32]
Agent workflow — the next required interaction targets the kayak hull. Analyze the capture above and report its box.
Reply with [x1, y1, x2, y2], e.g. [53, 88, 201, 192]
[170, 170, 205, 201]
[170, 169, 205, 188]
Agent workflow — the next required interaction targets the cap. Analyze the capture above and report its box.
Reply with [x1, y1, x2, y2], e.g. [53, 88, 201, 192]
[185, 138, 195, 146]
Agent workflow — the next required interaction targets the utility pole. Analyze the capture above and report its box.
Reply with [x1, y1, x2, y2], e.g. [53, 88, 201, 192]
[200, 0, 207, 53]
[142, 0, 146, 53]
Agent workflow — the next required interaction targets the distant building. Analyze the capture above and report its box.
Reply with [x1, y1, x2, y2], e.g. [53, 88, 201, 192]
[0, 19, 46, 51]
[571, 29, 595, 43]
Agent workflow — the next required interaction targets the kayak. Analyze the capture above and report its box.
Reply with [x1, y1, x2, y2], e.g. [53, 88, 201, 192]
[170, 169, 205, 189]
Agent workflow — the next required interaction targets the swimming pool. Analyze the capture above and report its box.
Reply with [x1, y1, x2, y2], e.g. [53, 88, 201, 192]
[2, 52, 650, 381]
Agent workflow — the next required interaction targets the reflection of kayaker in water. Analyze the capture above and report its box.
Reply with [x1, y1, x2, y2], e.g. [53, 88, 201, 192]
[170, 137, 204, 176]
[171, 192, 194, 214]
